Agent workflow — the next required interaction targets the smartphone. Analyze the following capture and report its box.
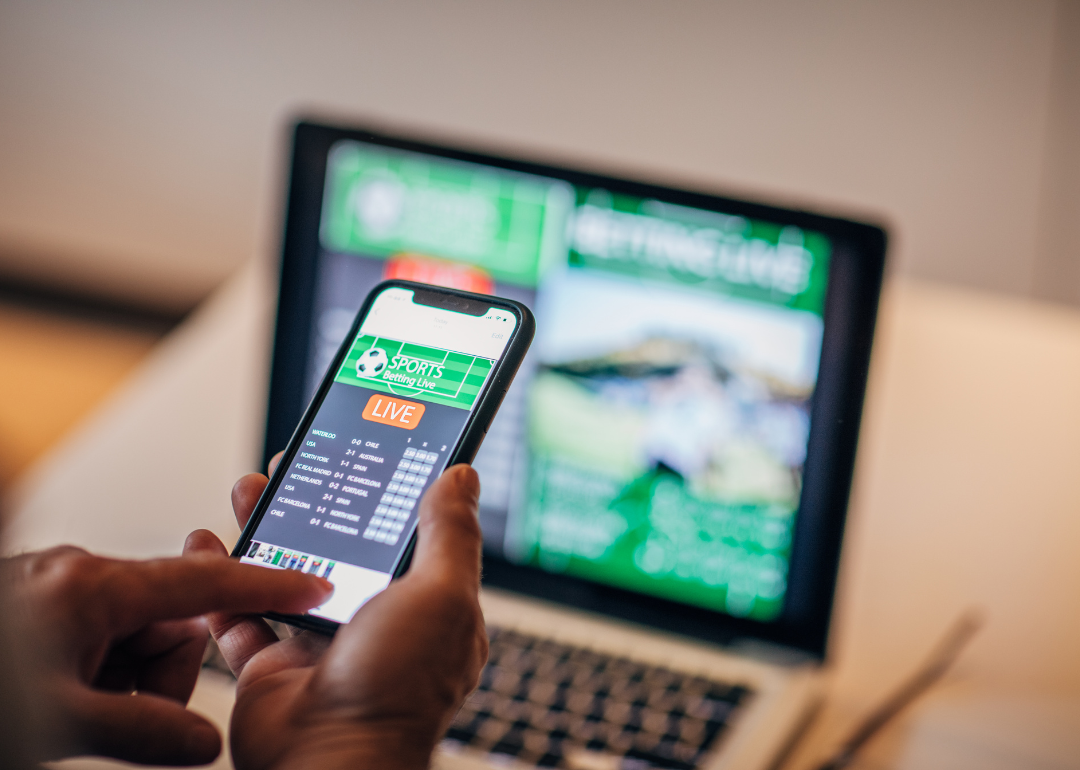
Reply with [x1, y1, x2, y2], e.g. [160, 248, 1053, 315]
[232, 280, 534, 633]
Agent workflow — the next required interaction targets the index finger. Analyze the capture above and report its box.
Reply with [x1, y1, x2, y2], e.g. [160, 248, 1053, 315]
[98, 553, 333, 633]
[409, 464, 482, 590]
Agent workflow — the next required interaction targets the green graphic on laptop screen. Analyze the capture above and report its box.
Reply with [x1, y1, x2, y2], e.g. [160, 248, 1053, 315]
[321, 142, 573, 287]
[308, 139, 833, 623]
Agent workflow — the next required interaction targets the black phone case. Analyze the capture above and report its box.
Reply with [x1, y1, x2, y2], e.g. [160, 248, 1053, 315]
[232, 279, 535, 635]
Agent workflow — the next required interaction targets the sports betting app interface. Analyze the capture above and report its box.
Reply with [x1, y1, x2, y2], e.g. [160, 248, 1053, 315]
[301, 140, 832, 623]
[242, 287, 516, 623]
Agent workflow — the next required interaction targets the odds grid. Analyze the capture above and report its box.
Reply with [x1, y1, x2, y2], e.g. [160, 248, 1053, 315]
[364, 446, 439, 545]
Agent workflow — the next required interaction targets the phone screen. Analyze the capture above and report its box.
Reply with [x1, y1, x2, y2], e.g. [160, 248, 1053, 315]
[240, 286, 518, 623]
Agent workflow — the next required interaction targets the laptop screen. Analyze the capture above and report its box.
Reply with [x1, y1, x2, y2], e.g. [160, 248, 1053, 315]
[270, 123, 884, 655]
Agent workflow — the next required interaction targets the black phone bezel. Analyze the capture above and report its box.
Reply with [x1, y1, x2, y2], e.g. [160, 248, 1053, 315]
[233, 279, 535, 635]
[264, 120, 887, 657]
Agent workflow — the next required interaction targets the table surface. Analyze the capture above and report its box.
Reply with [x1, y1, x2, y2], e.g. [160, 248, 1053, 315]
[7, 266, 1080, 769]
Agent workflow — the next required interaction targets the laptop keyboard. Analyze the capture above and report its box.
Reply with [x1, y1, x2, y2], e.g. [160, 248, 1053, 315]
[443, 626, 753, 769]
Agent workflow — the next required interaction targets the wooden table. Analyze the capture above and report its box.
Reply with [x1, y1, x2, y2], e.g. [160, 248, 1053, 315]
[0, 301, 157, 493]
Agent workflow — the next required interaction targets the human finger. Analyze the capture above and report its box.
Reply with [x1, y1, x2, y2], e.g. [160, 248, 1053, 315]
[183, 527, 230, 558]
[183, 529, 283, 677]
[230, 450, 283, 531]
[231, 473, 269, 530]
[268, 450, 284, 476]
[410, 465, 488, 690]
[92, 617, 208, 705]
[66, 688, 221, 766]
[130, 618, 209, 704]
[98, 551, 333, 634]
[409, 464, 483, 590]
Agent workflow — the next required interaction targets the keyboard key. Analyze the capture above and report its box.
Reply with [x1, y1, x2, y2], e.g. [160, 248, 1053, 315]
[489, 727, 524, 758]
[475, 717, 509, 747]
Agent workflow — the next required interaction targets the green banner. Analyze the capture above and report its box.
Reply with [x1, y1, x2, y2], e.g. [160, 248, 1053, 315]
[321, 141, 573, 287]
[335, 334, 493, 410]
[568, 193, 832, 315]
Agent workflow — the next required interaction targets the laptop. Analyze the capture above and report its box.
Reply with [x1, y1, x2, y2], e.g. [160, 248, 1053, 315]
[262, 120, 886, 770]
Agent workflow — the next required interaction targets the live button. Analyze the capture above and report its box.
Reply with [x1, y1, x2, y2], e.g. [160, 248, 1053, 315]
[362, 394, 425, 430]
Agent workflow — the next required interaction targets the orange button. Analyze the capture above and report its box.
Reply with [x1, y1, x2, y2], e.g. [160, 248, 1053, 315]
[362, 394, 425, 430]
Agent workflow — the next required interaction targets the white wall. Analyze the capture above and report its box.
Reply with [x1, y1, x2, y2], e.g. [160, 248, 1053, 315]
[0, 0, 1073, 311]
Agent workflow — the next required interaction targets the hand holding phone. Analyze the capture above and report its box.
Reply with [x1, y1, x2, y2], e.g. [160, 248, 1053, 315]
[185, 462, 488, 770]
[232, 281, 533, 632]
[1, 543, 333, 766]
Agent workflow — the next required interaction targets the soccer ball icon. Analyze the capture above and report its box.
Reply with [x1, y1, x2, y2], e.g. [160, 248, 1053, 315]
[356, 347, 388, 378]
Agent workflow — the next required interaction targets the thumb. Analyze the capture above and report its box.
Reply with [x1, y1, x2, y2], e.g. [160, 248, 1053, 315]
[66, 688, 221, 766]
[410, 464, 482, 589]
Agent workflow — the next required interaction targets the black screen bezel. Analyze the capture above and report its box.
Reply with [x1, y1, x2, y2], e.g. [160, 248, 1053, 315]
[265, 119, 886, 658]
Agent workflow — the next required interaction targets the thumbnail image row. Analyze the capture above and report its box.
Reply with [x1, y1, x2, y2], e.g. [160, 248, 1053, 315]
[244, 541, 336, 578]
